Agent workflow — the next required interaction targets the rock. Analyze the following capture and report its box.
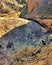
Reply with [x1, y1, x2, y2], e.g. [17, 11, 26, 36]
[10, 44, 52, 65]
[48, 34, 52, 39]
[48, 34, 52, 43]
[7, 41, 14, 48]
[0, 0, 19, 14]
[27, 0, 41, 13]
[0, 18, 29, 37]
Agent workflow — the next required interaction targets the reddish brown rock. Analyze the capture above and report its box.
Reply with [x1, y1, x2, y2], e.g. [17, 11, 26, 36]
[27, 0, 41, 13]
[27, 0, 52, 31]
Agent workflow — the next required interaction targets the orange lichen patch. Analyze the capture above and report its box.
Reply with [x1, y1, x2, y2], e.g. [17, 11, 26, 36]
[0, 17, 29, 37]
[37, 19, 52, 30]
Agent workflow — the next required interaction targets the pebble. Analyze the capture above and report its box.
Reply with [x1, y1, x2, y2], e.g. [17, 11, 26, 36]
[48, 34, 52, 39]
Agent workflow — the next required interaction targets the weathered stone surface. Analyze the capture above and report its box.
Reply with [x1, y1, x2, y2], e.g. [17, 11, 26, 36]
[0, 0, 19, 14]
[0, 17, 29, 37]
[36, 19, 52, 31]
[0, 20, 52, 65]
[26, 0, 52, 31]
[27, 0, 41, 13]
[10, 44, 52, 65]
[0, 0, 52, 65]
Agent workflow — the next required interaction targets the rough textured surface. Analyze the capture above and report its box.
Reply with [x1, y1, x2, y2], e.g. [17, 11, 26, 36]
[0, 0, 52, 65]
[37, 19, 52, 31]
[27, 0, 52, 13]
[27, 0, 41, 13]
[10, 44, 52, 65]
[0, 40, 52, 65]
[0, 17, 29, 37]
[0, 0, 25, 17]
[0, 0, 19, 14]
[20, 0, 52, 31]
[0, 20, 52, 65]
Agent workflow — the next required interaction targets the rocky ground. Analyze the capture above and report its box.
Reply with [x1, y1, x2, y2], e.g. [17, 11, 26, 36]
[0, 20, 52, 65]
[0, 0, 52, 65]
